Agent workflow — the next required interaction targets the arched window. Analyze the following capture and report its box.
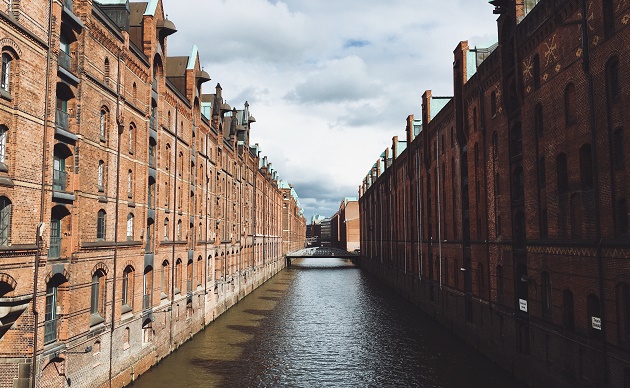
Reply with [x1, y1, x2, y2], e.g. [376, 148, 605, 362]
[1, 52, 13, 92]
[128, 123, 135, 154]
[122, 266, 134, 313]
[99, 108, 108, 141]
[44, 282, 58, 344]
[197, 256, 203, 287]
[143, 266, 153, 310]
[97, 160, 104, 191]
[126, 213, 134, 241]
[0, 196, 11, 246]
[165, 143, 171, 171]
[563, 289, 575, 331]
[90, 270, 106, 324]
[175, 259, 182, 294]
[161, 260, 169, 299]
[132, 82, 137, 104]
[44, 274, 66, 344]
[564, 83, 576, 126]
[178, 151, 184, 177]
[127, 169, 133, 198]
[541, 271, 552, 319]
[607, 57, 620, 102]
[613, 128, 624, 171]
[492, 131, 498, 159]
[580, 144, 593, 189]
[556, 153, 568, 194]
[186, 259, 193, 293]
[177, 219, 182, 240]
[96, 209, 106, 240]
[104, 58, 110, 85]
[0, 125, 7, 164]
[163, 218, 169, 241]
[490, 91, 497, 117]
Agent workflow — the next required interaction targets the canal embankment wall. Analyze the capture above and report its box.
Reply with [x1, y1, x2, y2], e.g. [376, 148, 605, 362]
[111, 260, 286, 388]
[358, 258, 619, 388]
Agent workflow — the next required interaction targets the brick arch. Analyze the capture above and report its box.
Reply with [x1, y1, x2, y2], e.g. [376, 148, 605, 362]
[92, 262, 109, 275]
[123, 260, 135, 270]
[613, 274, 630, 285]
[44, 269, 70, 285]
[0, 38, 22, 58]
[0, 273, 16, 290]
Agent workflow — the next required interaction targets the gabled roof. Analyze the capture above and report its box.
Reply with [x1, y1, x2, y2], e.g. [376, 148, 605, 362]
[144, 0, 158, 16]
[187, 45, 199, 70]
[129, 2, 147, 26]
[166, 56, 187, 78]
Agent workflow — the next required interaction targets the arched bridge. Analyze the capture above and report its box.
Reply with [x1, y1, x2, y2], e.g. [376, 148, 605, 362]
[285, 247, 359, 265]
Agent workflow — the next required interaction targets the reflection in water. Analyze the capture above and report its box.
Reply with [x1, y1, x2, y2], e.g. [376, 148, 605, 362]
[134, 258, 522, 387]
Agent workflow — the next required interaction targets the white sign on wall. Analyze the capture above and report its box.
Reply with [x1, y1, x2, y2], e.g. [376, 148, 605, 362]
[592, 317, 602, 330]
[519, 299, 528, 312]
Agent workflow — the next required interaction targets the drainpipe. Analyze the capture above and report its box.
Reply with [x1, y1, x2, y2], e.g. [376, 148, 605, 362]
[436, 131, 443, 289]
[108, 47, 124, 388]
[479, 83, 492, 311]
[203, 134, 208, 325]
[403, 165, 407, 275]
[170, 107, 178, 348]
[417, 152, 422, 280]
[581, 0, 607, 383]
[32, 1, 55, 386]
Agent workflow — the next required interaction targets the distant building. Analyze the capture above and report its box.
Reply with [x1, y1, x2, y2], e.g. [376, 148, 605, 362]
[306, 214, 325, 246]
[320, 218, 332, 247]
[339, 198, 360, 252]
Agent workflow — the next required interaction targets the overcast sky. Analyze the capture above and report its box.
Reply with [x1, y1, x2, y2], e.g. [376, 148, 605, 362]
[161, 0, 498, 220]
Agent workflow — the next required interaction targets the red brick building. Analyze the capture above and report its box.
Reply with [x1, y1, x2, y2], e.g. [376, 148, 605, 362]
[360, 0, 630, 386]
[0, 0, 305, 387]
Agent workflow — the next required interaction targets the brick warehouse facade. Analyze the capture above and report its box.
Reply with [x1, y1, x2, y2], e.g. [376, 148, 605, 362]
[0, 0, 306, 387]
[359, 0, 630, 386]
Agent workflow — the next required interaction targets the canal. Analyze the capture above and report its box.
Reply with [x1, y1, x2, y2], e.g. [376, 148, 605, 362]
[133, 258, 523, 387]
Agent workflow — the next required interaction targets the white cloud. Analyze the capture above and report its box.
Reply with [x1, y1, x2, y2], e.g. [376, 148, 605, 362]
[285, 56, 381, 104]
[161, 0, 499, 218]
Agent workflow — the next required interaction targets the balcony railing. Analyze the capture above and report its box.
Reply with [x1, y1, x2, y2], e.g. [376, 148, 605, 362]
[44, 319, 57, 344]
[143, 294, 151, 310]
[58, 51, 75, 74]
[55, 109, 69, 132]
[149, 153, 156, 169]
[53, 169, 67, 191]
[48, 237, 61, 258]
[149, 116, 156, 131]
[152, 78, 158, 92]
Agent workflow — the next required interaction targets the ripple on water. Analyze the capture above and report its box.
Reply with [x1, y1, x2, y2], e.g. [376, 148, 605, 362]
[133, 258, 523, 388]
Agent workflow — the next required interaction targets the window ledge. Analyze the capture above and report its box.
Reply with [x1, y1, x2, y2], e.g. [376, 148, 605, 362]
[90, 313, 105, 327]
[0, 89, 12, 102]
[121, 304, 132, 315]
